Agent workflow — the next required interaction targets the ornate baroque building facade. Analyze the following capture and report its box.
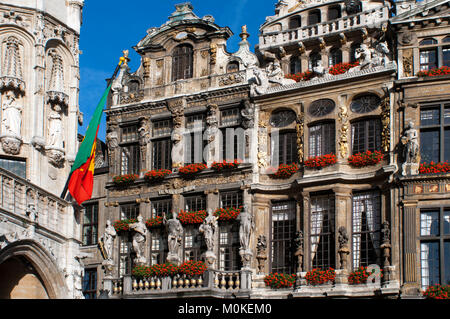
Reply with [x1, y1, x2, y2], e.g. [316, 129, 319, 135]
[0, 0, 86, 298]
[82, 0, 450, 299]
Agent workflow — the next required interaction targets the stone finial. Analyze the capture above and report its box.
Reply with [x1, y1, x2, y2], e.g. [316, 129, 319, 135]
[240, 25, 249, 41]
[0, 36, 25, 91]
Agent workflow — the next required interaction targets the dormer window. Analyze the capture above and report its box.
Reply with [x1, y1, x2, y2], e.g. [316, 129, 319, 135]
[328, 6, 341, 21]
[172, 44, 193, 81]
[289, 16, 301, 29]
[227, 61, 240, 73]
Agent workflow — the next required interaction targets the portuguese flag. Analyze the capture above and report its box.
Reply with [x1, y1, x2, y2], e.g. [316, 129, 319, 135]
[67, 84, 111, 205]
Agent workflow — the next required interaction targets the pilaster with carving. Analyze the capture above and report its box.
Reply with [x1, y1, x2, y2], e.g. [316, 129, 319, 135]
[338, 100, 349, 159]
[295, 107, 304, 164]
[381, 89, 391, 153]
[167, 98, 185, 168]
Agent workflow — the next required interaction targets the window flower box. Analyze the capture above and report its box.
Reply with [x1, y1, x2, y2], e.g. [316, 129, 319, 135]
[423, 284, 450, 300]
[304, 154, 337, 169]
[178, 260, 207, 276]
[285, 70, 315, 82]
[419, 162, 450, 174]
[264, 273, 297, 289]
[211, 160, 240, 171]
[348, 266, 383, 285]
[417, 66, 450, 77]
[348, 150, 383, 168]
[178, 163, 207, 177]
[213, 207, 242, 222]
[113, 218, 137, 233]
[144, 169, 172, 182]
[178, 210, 207, 225]
[112, 174, 139, 186]
[132, 263, 179, 278]
[145, 216, 164, 229]
[270, 163, 299, 179]
[305, 268, 336, 285]
[328, 61, 360, 75]
[132, 265, 152, 279]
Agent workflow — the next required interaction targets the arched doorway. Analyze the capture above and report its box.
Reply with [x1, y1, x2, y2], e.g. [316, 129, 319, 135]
[0, 240, 68, 299]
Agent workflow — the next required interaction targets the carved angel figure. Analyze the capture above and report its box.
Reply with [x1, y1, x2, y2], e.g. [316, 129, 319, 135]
[2, 91, 23, 138]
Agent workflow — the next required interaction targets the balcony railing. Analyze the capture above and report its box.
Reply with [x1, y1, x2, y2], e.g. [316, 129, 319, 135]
[259, 6, 389, 50]
[0, 167, 69, 237]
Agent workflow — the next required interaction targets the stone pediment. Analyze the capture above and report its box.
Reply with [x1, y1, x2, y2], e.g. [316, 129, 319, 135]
[391, 0, 450, 24]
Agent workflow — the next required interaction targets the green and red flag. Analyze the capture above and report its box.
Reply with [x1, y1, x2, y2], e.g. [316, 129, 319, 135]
[67, 84, 111, 205]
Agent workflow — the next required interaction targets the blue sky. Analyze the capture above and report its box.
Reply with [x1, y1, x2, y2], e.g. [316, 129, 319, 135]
[79, 0, 278, 141]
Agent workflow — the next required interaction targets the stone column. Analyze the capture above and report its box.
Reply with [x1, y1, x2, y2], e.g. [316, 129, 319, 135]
[333, 187, 352, 275]
[401, 200, 420, 296]
[301, 191, 310, 272]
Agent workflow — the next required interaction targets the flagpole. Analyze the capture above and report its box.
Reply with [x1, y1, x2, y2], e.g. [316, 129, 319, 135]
[60, 55, 126, 200]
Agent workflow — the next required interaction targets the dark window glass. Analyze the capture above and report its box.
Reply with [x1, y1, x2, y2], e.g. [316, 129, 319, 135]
[185, 194, 206, 211]
[172, 44, 193, 81]
[352, 191, 381, 269]
[309, 122, 336, 157]
[309, 99, 336, 117]
[151, 198, 172, 218]
[350, 43, 361, 63]
[420, 44, 437, 71]
[150, 229, 168, 265]
[227, 61, 239, 73]
[443, 47, 450, 67]
[309, 52, 321, 69]
[220, 191, 243, 209]
[270, 110, 297, 128]
[351, 119, 381, 154]
[310, 194, 335, 269]
[328, 6, 341, 20]
[351, 95, 381, 113]
[420, 38, 438, 46]
[184, 225, 206, 262]
[120, 203, 139, 220]
[219, 222, 241, 271]
[308, 10, 321, 25]
[420, 103, 450, 163]
[82, 269, 97, 299]
[119, 235, 133, 277]
[152, 138, 172, 170]
[275, 131, 298, 165]
[221, 108, 240, 126]
[420, 208, 450, 289]
[82, 203, 98, 246]
[185, 114, 206, 164]
[220, 108, 243, 162]
[120, 125, 140, 175]
[271, 201, 296, 274]
[289, 16, 301, 29]
[329, 48, 342, 67]
[290, 56, 302, 74]
[0, 158, 26, 178]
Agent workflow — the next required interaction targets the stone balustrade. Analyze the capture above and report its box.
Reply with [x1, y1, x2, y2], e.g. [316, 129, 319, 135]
[112, 278, 123, 296]
[259, 6, 389, 50]
[213, 271, 241, 290]
[131, 273, 206, 292]
[0, 167, 68, 237]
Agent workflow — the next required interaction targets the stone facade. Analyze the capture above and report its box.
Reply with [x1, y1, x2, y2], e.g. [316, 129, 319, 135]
[82, 1, 450, 299]
[0, 0, 85, 299]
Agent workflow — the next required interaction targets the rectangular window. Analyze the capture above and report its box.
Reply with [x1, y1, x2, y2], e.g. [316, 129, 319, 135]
[420, 49, 438, 71]
[185, 114, 206, 164]
[420, 208, 450, 289]
[443, 47, 450, 67]
[82, 269, 97, 299]
[119, 236, 133, 277]
[0, 158, 26, 179]
[310, 194, 335, 269]
[120, 125, 140, 175]
[82, 203, 98, 246]
[274, 132, 298, 165]
[152, 138, 172, 170]
[309, 122, 335, 157]
[351, 119, 381, 154]
[120, 203, 139, 220]
[352, 191, 381, 269]
[183, 226, 205, 262]
[420, 103, 450, 163]
[151, 198, 172, 218]
[184, 194, 206, 212]
[271, 201, 297, 274]
[218, 190, 243, 271]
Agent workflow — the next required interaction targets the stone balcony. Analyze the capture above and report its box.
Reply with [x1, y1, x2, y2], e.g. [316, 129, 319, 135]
[108, 269, 252, 299]
[259, 6, 389, 51]
[0, 167, 70, 250]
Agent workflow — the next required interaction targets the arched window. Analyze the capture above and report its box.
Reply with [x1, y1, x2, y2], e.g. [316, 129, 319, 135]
[308, 10, 321, 25]
[289, 16, 302, 29]
[350, 94, 381, 113]
[226, 61, 239, 73]
[127, 80, 140, 92]
[328, 48, 342, 67]
[328, 6, 341, 20]
[419, 38, 438, 71]
[172, 44, 193, 81]
[290, 56, 302, 74]
[309, 51, 321, 69]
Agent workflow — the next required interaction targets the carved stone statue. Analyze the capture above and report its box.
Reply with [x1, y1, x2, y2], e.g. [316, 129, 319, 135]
[294, 231, 304, 273]
[251, 67, 270, 96]
[164, 212, 183, 265]
[354, 44, 372, 69]
[199, 209, 219, 268]
[373, 41, 391, 67]
[106, 123, 119, 151]
[2, 91, 22, 138]
[266, 61, 296, 86]
[338, 226, 350, 270]
[401, 122, 420, 176]
[241, 99, 255, 129]
[101, 220, 117, 261]
[256, 235, 267, 274]
[129, 215, 147, 265]
[380, 221, 392, 268]
[48, 104, 64, 149]
[239, 205, 254, 252]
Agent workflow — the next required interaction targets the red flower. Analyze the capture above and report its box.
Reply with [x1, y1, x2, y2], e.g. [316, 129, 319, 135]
[144, 169, 172, 182]
[145, 216, 164, 229]
[178, 210, 207, 225]
[423, 284, 450, 300]
[269, 163, 299, 179]
[348, 150, 384, 167]
[304, 154, 337, 169]
[264, 273, 297, 289]
[211, 160, 241, 171]
[112, 174, 139, 186]
[285, 70, 315, 82]
[305, 268, 336, 285]
[213, 206, 242, 221]
[419, 162, 450, 174]
[328, 61, 360, 75]
[417, 66, 450, 77]
[348, 266, 383, 285]
[113, 218, 137, 232]
[178, 163, 207, 177]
